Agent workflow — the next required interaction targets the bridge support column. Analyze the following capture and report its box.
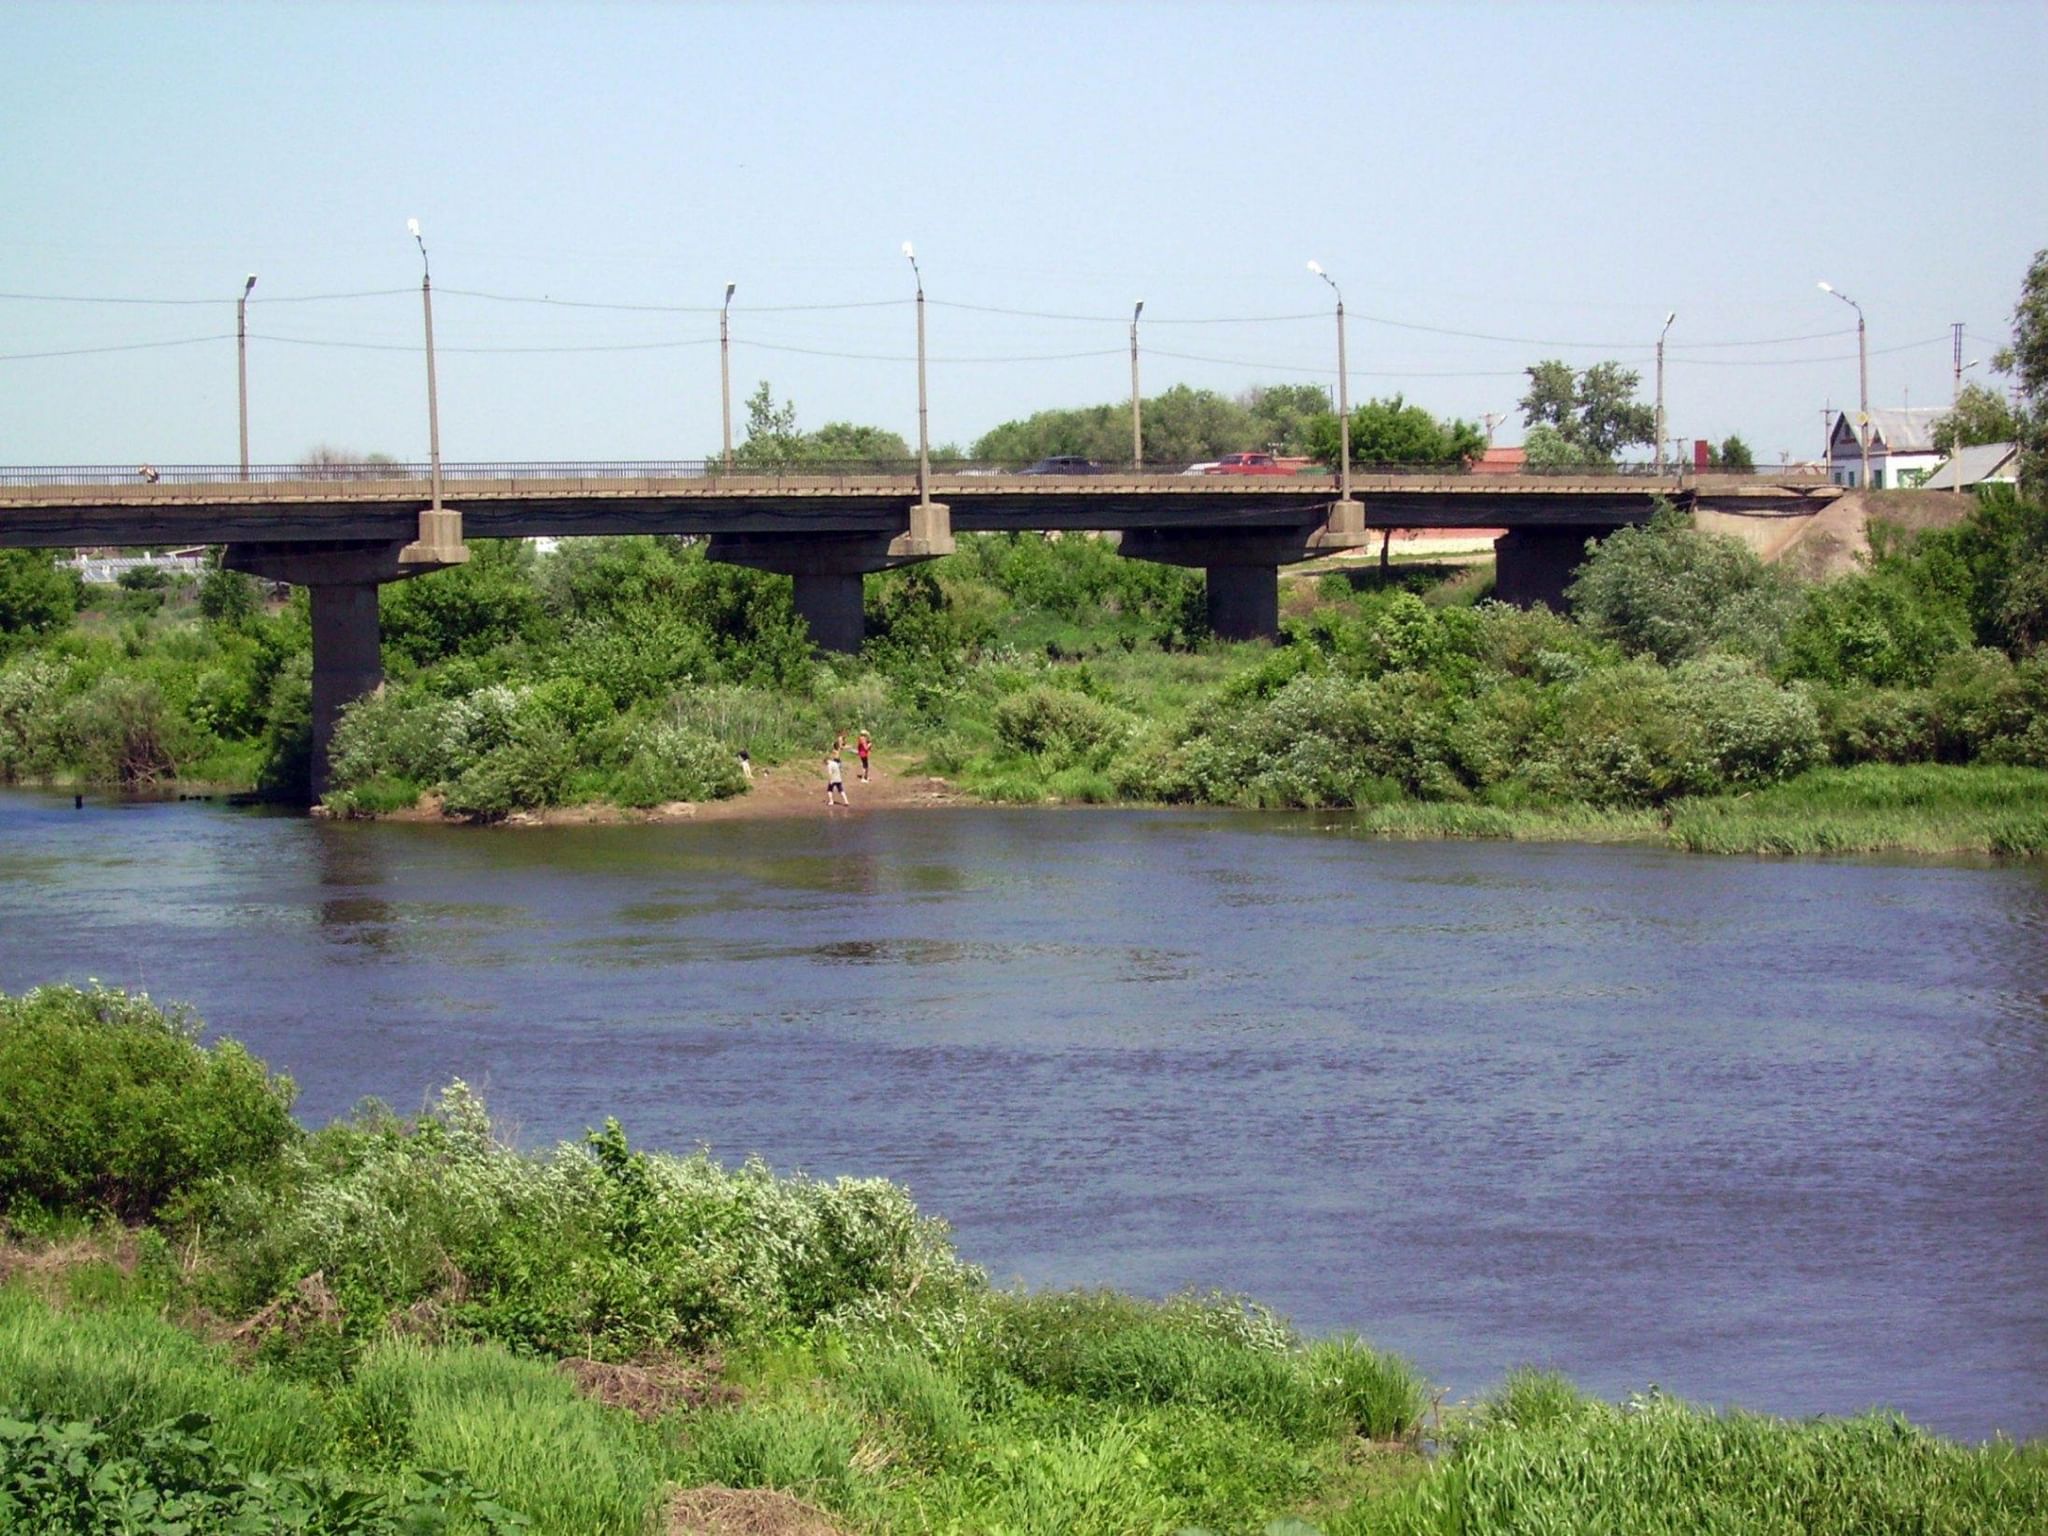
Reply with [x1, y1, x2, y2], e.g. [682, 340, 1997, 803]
[708, 512, 949, 655]
[1492, 527, 1597, 610]
[307, 583, 382, 799]
[1119, 525, 1322, 642]
[1202, 563, 1280, 640]
[224, 540, 458, 801]
[790, 570, 867, 655]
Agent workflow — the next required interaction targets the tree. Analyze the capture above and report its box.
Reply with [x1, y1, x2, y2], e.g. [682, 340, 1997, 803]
[972, 385, 1259, 467]
[1933, 383, 2022, 455]
[727, 384, 912, 469]
[806, 421, 912, 466]
[1240, 384, 1332, 455]
[1994, 247, 2048, 491]
[1304, 395, 1484, 469]
[1712, 435, 1756, 471]
[300, 445, 400, 481]
[0, 550, 81, 658]
[1523, 423, 1600, 469]
[1519, 359, 1657, 460]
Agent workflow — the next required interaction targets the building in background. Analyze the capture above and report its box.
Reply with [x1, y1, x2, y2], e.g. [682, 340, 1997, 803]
[1825, 407, 1946, 488]
[1918, 441, 2020, 493]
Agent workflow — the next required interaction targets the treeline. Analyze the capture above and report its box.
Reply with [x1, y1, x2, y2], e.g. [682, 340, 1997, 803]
[3, 984, 2043, 1534]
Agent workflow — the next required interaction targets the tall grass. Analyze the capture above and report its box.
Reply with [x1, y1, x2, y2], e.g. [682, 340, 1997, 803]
[1332, 1385, 2048, 1536]
[1669, 764, 2048, 856]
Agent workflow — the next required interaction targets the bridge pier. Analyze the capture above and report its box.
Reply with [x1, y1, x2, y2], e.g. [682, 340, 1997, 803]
[1119, 526, 1321, 641]
[708, 501, 951, 654]
[223, 540, 459, 800]
[1492, 527, 1599, 610]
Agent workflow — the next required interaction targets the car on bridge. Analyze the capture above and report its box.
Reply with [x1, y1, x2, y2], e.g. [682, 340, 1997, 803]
[1205, 452, 1293, 475]
[1018, 456, 1107, 475]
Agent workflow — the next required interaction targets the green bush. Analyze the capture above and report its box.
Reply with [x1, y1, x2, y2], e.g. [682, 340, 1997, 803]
[0, 986, 298, 1224]
[992, 684, 1133, 766]
[0, 654, 77, 782]
[209, 1089, 976, 1361]
[1568, 507, 1799, 664]
[612, 718, 746, 807]
[0, 549, 82, 658]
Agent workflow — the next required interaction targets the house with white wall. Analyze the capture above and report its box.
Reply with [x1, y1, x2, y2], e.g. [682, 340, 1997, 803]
[1825, 407, 1947, 488]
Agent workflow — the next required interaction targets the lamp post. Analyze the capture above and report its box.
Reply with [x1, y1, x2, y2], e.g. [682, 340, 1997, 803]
[1654, 311, 1675, 474]
[1819, 281, 1869, 485]
[1130, 300, 1144, 471]
[1308, 261, 1351, 505]
[410, 219, 443, 512]
[903, 242, 929, 503]
[237, 273, 257, 480]
[720, 281, 736, 473]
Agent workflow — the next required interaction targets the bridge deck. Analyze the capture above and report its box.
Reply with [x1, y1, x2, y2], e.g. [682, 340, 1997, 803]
[0, 472, 1835, 549]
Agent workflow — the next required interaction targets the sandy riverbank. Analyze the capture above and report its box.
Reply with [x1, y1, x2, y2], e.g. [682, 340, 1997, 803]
[360, 753, 969, 827]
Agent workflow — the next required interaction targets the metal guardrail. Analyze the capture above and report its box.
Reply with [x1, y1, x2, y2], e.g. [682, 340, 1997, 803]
[0, 459, 1822, 489]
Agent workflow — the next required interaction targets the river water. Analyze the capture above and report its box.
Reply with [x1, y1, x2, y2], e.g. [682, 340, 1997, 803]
[2, 788, 2044, 1442]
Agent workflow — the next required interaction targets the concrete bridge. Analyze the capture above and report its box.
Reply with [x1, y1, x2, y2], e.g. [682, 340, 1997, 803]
[0, 464, 1838, 793]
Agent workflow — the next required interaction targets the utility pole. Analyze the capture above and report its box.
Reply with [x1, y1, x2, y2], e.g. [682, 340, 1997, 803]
[721, 282, 736, 472]
[236, 274, 257, 480]
[1654, 311, 1674, 473]
[1130, 300, 1144, 471]
[1308, 261, 1351, 505]
[1819, 282, 1870, 485]
[903, 243, 930, 505]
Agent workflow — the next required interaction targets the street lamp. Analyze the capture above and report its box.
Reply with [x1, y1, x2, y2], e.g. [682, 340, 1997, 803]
[1130, 300, 1144, 471]
[720, 281, 737, 473]
[1308, 261, 1351, 506]
[237, 273, 257, 480]
[904, 242, 929, 504]
[1819, 281, 1870, 486]
[410, 218, 443, 512]
[1654, 311, 1675, 474]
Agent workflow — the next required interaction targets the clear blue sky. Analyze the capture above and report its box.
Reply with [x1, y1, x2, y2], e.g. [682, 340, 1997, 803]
[3, 0, 2042, 467]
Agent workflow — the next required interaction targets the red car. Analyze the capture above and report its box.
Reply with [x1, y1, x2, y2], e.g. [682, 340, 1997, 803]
[1204, 452, 1293, 476]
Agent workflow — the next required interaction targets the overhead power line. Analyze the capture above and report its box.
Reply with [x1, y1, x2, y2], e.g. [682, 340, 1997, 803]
[0, 288, 410, 306]
[0, 333, 232, 361]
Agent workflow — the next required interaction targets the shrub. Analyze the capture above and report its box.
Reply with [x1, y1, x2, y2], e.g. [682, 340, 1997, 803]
[1524, 662, 1702, 805]
[1818, 684, 1939, 765]
[1670, 655, 1823, 788]
[992, 684, 1132, 766]
[0, 985, 298, 1224]
[65, 673, 184, 786]
[612, 718, 746, 807]
[1783, 564, 1974, 686]
[0, 548, 81, 658]
[1567, 507, 1799, 664]
[0, 654, 76, 782]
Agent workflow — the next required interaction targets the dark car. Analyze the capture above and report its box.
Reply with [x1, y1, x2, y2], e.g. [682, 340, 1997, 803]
[1018, 456, 1107, 475]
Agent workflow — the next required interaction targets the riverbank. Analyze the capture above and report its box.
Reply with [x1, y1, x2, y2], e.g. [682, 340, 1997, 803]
[342, 759, 2048, 860]
[3, 984, 2044, 1535]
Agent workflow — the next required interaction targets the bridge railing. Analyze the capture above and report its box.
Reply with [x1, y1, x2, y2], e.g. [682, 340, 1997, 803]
[0, 458, 1826, 488]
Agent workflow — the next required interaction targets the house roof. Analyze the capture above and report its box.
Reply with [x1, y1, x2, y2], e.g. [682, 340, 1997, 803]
[1919, 441, 2019, 490]
[1472, 446, 1526, 474]
[1831, 407, 1947, 454]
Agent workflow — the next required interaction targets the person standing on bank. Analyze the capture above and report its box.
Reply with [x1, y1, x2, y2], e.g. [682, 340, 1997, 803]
[856, 729, 872, 783]
[825, 750, 848, 807]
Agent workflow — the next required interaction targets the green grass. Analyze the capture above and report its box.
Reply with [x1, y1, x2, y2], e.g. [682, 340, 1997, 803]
[1668, 764, 2048, 856]
[1330, 1380, 2048, 1536]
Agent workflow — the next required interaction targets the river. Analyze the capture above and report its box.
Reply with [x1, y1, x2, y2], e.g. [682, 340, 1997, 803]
[2, 788, 2044, 1442]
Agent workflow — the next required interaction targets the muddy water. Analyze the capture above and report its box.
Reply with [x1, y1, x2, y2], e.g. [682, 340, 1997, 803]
[2, 789, 2043, 1440]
